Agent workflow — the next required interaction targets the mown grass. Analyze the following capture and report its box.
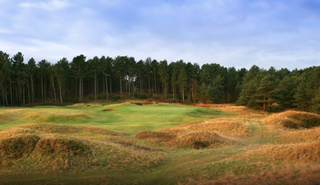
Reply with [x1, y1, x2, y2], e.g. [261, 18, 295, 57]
[1, 103, 320, 184]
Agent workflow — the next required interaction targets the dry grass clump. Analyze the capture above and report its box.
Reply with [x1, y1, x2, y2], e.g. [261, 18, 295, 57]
[135, 130, 228, 149]
[185, 118, 251, 137]
[36, 135, 93, 157]
[266, 126, 320, 144]
[172, 132, 221, 149]
[20, 123, 81, 133]
[264, 110, 320, 129]
[0, 123, 165, 173]
[135, 118, 246, 149]
[236, 142, 320, 163]
[135, 131, 176, 141]
[0, 134, 40, 159]
[18, 123, 122, 136]
[182, 164, 320, 185]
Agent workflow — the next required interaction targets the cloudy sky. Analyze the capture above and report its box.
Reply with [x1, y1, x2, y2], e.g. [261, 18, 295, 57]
[0, 0, 319, 70]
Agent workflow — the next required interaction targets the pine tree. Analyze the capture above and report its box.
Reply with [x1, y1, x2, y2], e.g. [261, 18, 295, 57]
[178, 67, 187, 101]
[158, 60, 169, 99]
[256, 75, 275, 111]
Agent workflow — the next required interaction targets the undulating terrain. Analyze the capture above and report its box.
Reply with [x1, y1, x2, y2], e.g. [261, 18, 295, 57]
[1, 101, 320, 184]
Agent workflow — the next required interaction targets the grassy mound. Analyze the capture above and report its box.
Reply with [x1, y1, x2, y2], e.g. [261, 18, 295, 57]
[184, 118, 251, 137]
[36, 136, 93, 157]
[263, 111, 320, 129]
[135, 130, 227, 149]
[0, 134, 40, 159]
[237, 142, 320, 163]
[0, 123, 165, 172]
[183, 164, 320, 185]
[267, 126, 320, 144]
[172, 132, 221, 149]
[30, 112, 92, 123]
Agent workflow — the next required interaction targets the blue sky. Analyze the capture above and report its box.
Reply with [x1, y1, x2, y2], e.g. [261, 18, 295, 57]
[0, 0, 319, 70]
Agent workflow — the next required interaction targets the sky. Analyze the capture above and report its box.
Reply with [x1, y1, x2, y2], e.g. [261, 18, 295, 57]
[0, 0, 319, 70]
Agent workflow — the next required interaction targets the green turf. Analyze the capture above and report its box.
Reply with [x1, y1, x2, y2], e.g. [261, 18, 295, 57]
[0, 104, 229, 135]
[3, 103, 308, 185]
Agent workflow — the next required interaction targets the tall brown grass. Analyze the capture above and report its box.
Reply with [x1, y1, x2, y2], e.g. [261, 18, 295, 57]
[263, 110, 320, 129]
[184, 118, 251, 137]
[181, 164, 320, 185]
[0, 123, 166, 174]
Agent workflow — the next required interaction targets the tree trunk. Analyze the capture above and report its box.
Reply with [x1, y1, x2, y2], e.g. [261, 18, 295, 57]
[82, 77, 84, 102]
[129, 76, 131, 95]
[154, 70, 156, 94]
[263, 96, 266, 111]
[57, 78, 63, 104]
[79, 77, 81, 102]
[165, 83, 167, 99]
[50, 73, 57, 103]
[182, 88, 185, 102]
[94, 72, 97, 102]
[132, 76, 134, 95]
[23, 86, 25, 106]
[106, 76, 109, 100]
[41, 77, 44, 102]
[110, 77, 112, 94]
[139, 70, 142, 93]
[173, 90, 175, 100]
[148, 74, 151, 95]
[192, 86, 194, 103]
[268, 93, 271, 112]
[27, 79, 31, 104]
[44, 76, 47, 101]
[120, 75, 122, 97]
[9, 80, 12, 106]
[30, 75, 34, 103]
[5, 82, 8, 106]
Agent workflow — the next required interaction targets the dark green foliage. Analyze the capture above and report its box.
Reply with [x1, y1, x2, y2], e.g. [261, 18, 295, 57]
[287, 113, 320, 129]
[0, 49, 319, 111]
[111, 95, 122, 101]
[311, 88, 320, 113]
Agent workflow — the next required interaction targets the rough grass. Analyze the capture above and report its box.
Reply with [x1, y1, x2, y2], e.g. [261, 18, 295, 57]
[263, 110, 320, 129]
[2, 103, 320, 184]
[234, 142, 320, 163]
[183, 118, 251, 137]
[182, 164, 320, 185]
[0, 123, 166, 174]
[135, 130, 228, 149]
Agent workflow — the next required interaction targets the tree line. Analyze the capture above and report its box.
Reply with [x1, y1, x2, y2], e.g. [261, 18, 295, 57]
[236, 65, 320, 113]
[0, 50, 319, 113]
[0, 51, 247, 106]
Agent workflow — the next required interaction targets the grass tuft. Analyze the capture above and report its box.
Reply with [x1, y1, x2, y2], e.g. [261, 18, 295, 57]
[263, 110, 320, 129]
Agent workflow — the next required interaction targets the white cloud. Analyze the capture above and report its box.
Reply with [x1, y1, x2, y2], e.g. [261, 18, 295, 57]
[19, 0, 69, 11]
